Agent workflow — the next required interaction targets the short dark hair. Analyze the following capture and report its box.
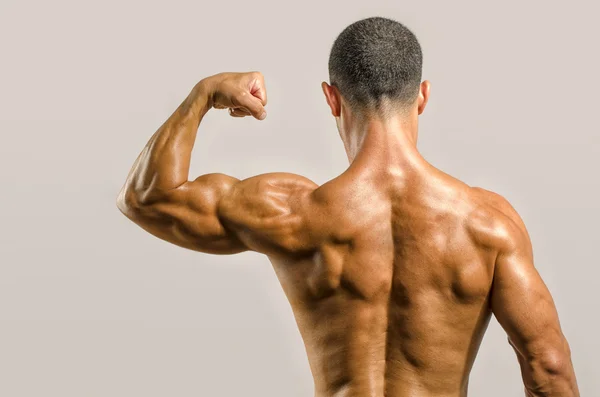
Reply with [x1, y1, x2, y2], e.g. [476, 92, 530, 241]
[328, 17, 423, 112]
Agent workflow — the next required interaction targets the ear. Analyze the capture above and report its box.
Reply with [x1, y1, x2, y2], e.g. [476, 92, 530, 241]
[321, 81, 341, 117]
[417, 80, 431, 115]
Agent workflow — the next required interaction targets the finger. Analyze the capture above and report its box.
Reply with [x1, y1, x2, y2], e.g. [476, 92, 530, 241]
[229, 108, 251, 117]
[235, 91, 266, 120]
[248, 72, 267, 106]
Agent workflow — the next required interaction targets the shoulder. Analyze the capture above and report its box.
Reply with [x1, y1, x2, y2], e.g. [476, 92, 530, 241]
[234, 172, 319, 192]
[467, 187, 531, 255]
[220, 172, 320, 218]
[217, 172, 330, 256]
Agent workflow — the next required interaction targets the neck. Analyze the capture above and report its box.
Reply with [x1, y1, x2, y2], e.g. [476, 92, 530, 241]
[344, 114, 429, 178]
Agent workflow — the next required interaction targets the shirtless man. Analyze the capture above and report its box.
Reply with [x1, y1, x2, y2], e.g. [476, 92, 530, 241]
[117, 16, 579, 397]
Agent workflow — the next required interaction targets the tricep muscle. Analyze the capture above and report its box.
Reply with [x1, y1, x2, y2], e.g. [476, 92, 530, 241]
[120, 173, 247, 254]
[118, 172, 321, 256]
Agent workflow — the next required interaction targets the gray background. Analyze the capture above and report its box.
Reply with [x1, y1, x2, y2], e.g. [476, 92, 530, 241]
[0, 0, 598, 396]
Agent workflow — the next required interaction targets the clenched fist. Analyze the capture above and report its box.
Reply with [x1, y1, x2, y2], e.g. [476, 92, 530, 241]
[203, 72, 268, 120]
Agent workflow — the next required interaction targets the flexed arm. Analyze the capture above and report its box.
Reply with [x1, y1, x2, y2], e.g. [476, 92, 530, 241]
[117, 72, 322, 256]
[118, 72, 268, 199]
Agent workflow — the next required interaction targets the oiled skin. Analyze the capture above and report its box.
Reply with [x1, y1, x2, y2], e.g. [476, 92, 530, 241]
[117, 72, 579, 396]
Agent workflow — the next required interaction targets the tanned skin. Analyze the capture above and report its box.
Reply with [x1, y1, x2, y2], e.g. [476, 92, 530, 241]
[117, 72, 579, 397]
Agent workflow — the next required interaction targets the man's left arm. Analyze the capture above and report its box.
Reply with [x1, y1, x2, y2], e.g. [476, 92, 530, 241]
[117, 72, 321, 256]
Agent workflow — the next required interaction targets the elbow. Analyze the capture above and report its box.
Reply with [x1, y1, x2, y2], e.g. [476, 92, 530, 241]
[527, 346, 579, 396]
[532, 343, 577, 385]
[117, 187, 143, 217]
[117, 186, 168, 218]
[536, 348, 570, 376]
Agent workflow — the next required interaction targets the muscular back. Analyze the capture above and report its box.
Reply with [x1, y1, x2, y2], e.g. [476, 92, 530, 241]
[253, 168, 506, 396]
[119, 154, 578, 397]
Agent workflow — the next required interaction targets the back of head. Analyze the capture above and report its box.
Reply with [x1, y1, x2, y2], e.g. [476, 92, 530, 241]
[328, 17, 423, 114]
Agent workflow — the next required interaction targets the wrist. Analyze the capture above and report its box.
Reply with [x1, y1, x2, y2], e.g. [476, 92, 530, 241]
[188, 79, 215, 115]
[197, 73, 226, 106]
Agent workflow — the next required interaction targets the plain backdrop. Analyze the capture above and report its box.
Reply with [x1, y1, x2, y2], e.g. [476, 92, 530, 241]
[1, 0, 598, 396]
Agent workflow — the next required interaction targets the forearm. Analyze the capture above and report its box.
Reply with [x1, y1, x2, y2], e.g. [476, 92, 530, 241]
[119, 80, 214, 204]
